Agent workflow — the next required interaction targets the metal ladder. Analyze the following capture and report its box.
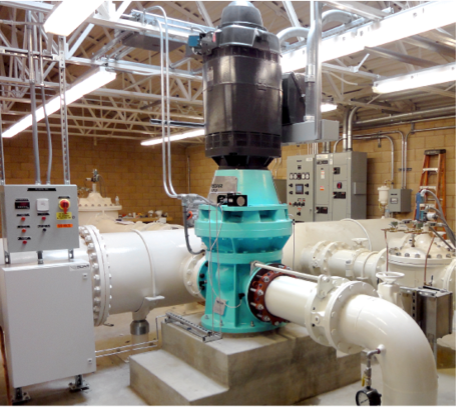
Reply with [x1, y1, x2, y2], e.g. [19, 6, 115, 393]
[415, 149, 446, 220]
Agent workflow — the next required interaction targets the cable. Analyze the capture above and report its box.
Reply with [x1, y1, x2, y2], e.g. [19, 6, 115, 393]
[341, 218, 373, 251]
[182, 207, 204, 255]
[423, 233, 435, 285]
[41, 86, 52, 184]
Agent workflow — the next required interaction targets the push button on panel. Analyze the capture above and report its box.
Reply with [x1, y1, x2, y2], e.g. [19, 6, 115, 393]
[59, 199, 71, 214]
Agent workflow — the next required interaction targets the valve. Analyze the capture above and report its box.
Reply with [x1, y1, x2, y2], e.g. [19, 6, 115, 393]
[356, 349, 382, 406]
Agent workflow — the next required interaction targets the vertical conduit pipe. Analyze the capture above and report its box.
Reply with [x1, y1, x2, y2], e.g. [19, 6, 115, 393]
[27, 11, 40, 185]
[346, 106, 359, 151]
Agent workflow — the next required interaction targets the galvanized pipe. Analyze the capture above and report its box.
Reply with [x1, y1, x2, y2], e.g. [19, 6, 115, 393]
[346, 106, 359, 151]
[253, 261, 319, 282]
[354, 106, 456, 127]
[27, 11, 40, 185]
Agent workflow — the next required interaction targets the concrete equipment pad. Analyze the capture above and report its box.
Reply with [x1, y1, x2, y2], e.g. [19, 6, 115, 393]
[130, 313, 361, 405]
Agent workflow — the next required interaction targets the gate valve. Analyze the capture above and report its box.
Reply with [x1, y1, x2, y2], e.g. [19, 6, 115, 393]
[59, 199, 71, 214]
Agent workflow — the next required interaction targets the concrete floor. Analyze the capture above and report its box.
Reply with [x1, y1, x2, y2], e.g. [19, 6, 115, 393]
[0, 303, 455, 406]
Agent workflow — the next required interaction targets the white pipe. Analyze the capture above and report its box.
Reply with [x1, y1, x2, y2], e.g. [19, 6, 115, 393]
[264, 276, 438, 405]
[0, 228, 203, 323]
[282, 218, 405, 269]
[339, 295, 437, 405]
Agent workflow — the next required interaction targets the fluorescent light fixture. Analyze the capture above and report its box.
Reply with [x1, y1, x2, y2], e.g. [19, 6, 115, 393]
[281, 1, 457, 73]
[3, 67, 116, 138]
[141, 129, 205, 146]
[373, 63, 456, 94]
[321, 103, 337, 113]
[44, 0, 105, 37]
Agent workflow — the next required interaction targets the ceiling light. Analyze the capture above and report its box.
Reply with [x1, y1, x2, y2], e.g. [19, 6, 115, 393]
[3, 68, 116, 138]
[321, 103, 337, 113]
[141, 129, 205, 146]
[373, 63, 456, 94]
[281, 1, 456, 73]
[44, 0, 105, 36]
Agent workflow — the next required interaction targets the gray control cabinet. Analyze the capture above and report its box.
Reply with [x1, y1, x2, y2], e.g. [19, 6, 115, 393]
[387, 188, 412, 213]
[0, 185, 79, 253]
[286, 155, 315, 222]
[286, 152, 367, 222]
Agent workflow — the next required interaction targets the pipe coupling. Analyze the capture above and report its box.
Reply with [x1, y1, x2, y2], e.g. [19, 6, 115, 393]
[304, 275, 378, 354]
[248, 263, 294, 326]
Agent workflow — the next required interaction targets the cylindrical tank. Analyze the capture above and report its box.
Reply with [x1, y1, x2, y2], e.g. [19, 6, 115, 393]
[199, 1, 283, 169]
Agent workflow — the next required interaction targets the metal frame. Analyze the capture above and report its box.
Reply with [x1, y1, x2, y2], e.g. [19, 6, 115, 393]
[0, 0, 455, 142]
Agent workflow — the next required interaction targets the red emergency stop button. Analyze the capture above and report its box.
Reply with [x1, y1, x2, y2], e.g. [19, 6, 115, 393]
[59, 199, 71, 214]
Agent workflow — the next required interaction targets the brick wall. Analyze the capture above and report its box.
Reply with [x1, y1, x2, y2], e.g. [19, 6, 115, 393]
[5, 117, 455, 231]
[187, 118, 456, 230]
[3, 133, 187, 223]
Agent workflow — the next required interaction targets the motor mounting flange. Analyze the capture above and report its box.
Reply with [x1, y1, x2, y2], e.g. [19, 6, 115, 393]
[248, 263, 293, 326]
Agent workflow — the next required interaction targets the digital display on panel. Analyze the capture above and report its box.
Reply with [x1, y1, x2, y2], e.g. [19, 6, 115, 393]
[295, 184, 304, 195]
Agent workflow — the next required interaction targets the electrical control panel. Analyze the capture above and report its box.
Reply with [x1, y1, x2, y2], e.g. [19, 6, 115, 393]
[387, 188, 412, 213]
[0, 185, 79, 253]
[286, 155, 315, 221]
[286, 152, 367, 222]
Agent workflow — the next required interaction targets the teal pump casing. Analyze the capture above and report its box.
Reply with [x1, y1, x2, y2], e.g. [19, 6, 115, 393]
[195, 169, 292, 333]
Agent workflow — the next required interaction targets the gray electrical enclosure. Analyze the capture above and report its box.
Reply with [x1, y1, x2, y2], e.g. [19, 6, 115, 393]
[286, 152, 367, 222]
[387, 188, 412, 213]
[0, 184, 80, 254]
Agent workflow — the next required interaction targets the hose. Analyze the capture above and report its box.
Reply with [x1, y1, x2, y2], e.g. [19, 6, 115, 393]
[41, 86, 52, 185]
[182, 207, 204, 255]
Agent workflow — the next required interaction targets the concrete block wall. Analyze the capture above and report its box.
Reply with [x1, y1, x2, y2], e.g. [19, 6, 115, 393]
[2, 133, 187, 224]
[187, 118, 456, 230]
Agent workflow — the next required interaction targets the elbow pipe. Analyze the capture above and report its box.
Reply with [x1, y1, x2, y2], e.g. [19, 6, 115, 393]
[277, 27, 310, 46]
[346, 107, 359, 151]
[338, 295, 438, 405]
[265, 276, 438, 405]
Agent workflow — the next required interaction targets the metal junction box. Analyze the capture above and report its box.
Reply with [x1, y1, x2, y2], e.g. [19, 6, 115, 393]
[0, 185, 79, 254]
[387, 188, 412, 213]
[0, 260, 96, 388]
[286, 152, 367, 222]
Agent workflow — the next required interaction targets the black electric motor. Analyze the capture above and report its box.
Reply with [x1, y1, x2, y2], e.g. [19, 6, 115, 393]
[193, 1, 282, 170]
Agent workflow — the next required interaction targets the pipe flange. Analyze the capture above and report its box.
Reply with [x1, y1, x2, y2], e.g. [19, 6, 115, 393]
[79, 225, 112, 326]
[321, 241, 351, 274]
[325, 281, 378, 354]
[248, 263, 291, 326]
[181, 253, 206, 300]
[304, 275, 378, 354]
[307, 241, 330, 273]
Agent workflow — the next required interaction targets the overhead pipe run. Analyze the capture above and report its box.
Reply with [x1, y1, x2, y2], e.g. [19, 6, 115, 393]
[354, 106, 456, 127]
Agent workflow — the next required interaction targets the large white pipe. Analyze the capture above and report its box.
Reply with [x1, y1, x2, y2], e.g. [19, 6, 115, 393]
[0, 228, 203, 324]
[265, 276, 438, 405]
[282, 218, 405, 269]
[338, 295, 438, 406]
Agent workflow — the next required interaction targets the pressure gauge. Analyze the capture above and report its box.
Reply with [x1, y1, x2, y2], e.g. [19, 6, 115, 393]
[356, 388, 382, 406]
